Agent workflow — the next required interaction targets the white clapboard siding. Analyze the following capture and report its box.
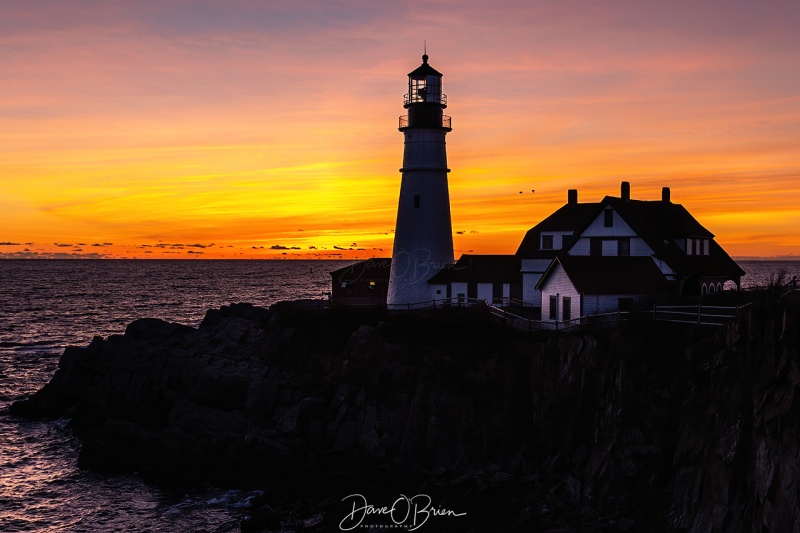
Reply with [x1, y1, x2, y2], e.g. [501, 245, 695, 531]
[540, 265, 580, 321]
[580, 209, 636, 237]
[521, 259, 552, 273]
[477, 283, 493, 303]
[522, 273, 543, 306]
[451, 282, 468, 299]
[431, 284, 447, 300]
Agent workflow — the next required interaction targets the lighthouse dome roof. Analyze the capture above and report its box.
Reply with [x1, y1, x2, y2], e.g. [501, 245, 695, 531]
[408, 54, 443, 78]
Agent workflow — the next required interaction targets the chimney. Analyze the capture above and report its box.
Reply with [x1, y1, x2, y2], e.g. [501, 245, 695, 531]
[621, 181, 630, 201]
[662, 186, 671, 203]
[567, 189, 578, 205]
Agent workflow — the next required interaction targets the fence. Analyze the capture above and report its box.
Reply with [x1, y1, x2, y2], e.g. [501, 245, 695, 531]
[652, 304, 740, 327]
[384, 297, 744, 334]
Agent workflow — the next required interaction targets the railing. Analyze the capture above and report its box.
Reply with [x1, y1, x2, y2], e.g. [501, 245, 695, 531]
[398, 115, 452, 130]
[386, 296, 487, 311]
[487, 306, 633, 334]
[652, 304, 739, 327]
[376, 297, 746, 334]
[404, 93, 447, 106]
[781, 280, 800, 298]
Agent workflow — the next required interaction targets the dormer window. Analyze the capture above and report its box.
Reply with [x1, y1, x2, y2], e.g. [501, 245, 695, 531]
[604, 209, 613, 228]
[541, 235, 554, 250]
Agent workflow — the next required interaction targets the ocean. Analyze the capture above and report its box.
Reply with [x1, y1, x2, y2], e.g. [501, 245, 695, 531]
[0, 260, 340, 532]
[0, 258, 798, 531]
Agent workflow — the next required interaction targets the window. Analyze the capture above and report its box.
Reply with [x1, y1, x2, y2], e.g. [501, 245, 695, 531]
[413, 195, 420, 208]
[590, 238, 602, 257]
[604, 209, 614, 227]
[541, 235, 554, 250]
[549, 295, 557, 319]
[695, 239, 701, 256]
[618, 238, 630, 257]
[687, 238, 693, 255]
[562, 297, 571, 321]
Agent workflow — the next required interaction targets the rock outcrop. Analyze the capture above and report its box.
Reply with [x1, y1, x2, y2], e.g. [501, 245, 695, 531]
[11, 295, 800, 532]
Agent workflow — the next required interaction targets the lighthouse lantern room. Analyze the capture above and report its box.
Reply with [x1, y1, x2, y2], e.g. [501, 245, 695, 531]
[387, 53, 455, 307]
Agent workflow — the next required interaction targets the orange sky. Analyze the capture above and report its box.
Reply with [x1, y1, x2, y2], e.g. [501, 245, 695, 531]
[2, 1, 799, 259]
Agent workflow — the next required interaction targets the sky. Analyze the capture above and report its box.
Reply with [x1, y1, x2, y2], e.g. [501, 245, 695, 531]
[1, 0, 799, 260]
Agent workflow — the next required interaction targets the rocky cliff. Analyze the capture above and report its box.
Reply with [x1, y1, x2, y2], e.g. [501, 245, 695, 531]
[11, 294, 800, 532]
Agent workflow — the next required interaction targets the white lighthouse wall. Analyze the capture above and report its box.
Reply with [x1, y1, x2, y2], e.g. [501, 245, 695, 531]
[388, 128, 454, 306]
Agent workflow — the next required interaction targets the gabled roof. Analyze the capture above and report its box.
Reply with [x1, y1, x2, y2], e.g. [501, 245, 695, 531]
[515, 203, 599, 257]
[519, 193, 744, 279]
[536, 256, 671, 295]
[655, 239, 745, 278]
[595, 197, 744, 278]
[428, 254, 521, 284]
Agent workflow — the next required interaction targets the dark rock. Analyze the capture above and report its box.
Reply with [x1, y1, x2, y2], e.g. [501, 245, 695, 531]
[10, 298, 800, 532]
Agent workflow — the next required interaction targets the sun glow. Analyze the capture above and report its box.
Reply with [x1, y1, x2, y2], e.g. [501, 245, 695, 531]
[2, 1, 799, 260]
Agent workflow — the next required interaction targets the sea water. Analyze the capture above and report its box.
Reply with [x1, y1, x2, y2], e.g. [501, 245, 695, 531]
[0, 260, 340, 532]
[0, 259, 797, 531]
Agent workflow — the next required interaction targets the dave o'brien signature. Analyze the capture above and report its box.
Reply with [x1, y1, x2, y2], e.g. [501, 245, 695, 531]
[339, 493, 466, 531]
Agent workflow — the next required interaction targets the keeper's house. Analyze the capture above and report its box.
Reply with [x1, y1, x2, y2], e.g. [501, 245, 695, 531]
[330, 182, 744, 319]
[530, 182, 744, 321]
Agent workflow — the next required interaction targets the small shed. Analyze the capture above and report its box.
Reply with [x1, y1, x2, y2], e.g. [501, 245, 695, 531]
[330, 258, 392, 303]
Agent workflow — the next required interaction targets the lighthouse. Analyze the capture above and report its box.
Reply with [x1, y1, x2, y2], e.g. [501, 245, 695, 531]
[387, 52, 455, 307]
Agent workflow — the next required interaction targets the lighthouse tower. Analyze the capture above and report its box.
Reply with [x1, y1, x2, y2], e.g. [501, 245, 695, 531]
[387, 53, 454, 307]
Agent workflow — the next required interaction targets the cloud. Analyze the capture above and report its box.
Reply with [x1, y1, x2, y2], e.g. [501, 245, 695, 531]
[0, 242, 21, 246]
[0, 250, 109, 259]
[187, 243, 207, 248]
[270, 244, 289, 250]
[187, 250, 203, 254]
[54, 242, 73, 247]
